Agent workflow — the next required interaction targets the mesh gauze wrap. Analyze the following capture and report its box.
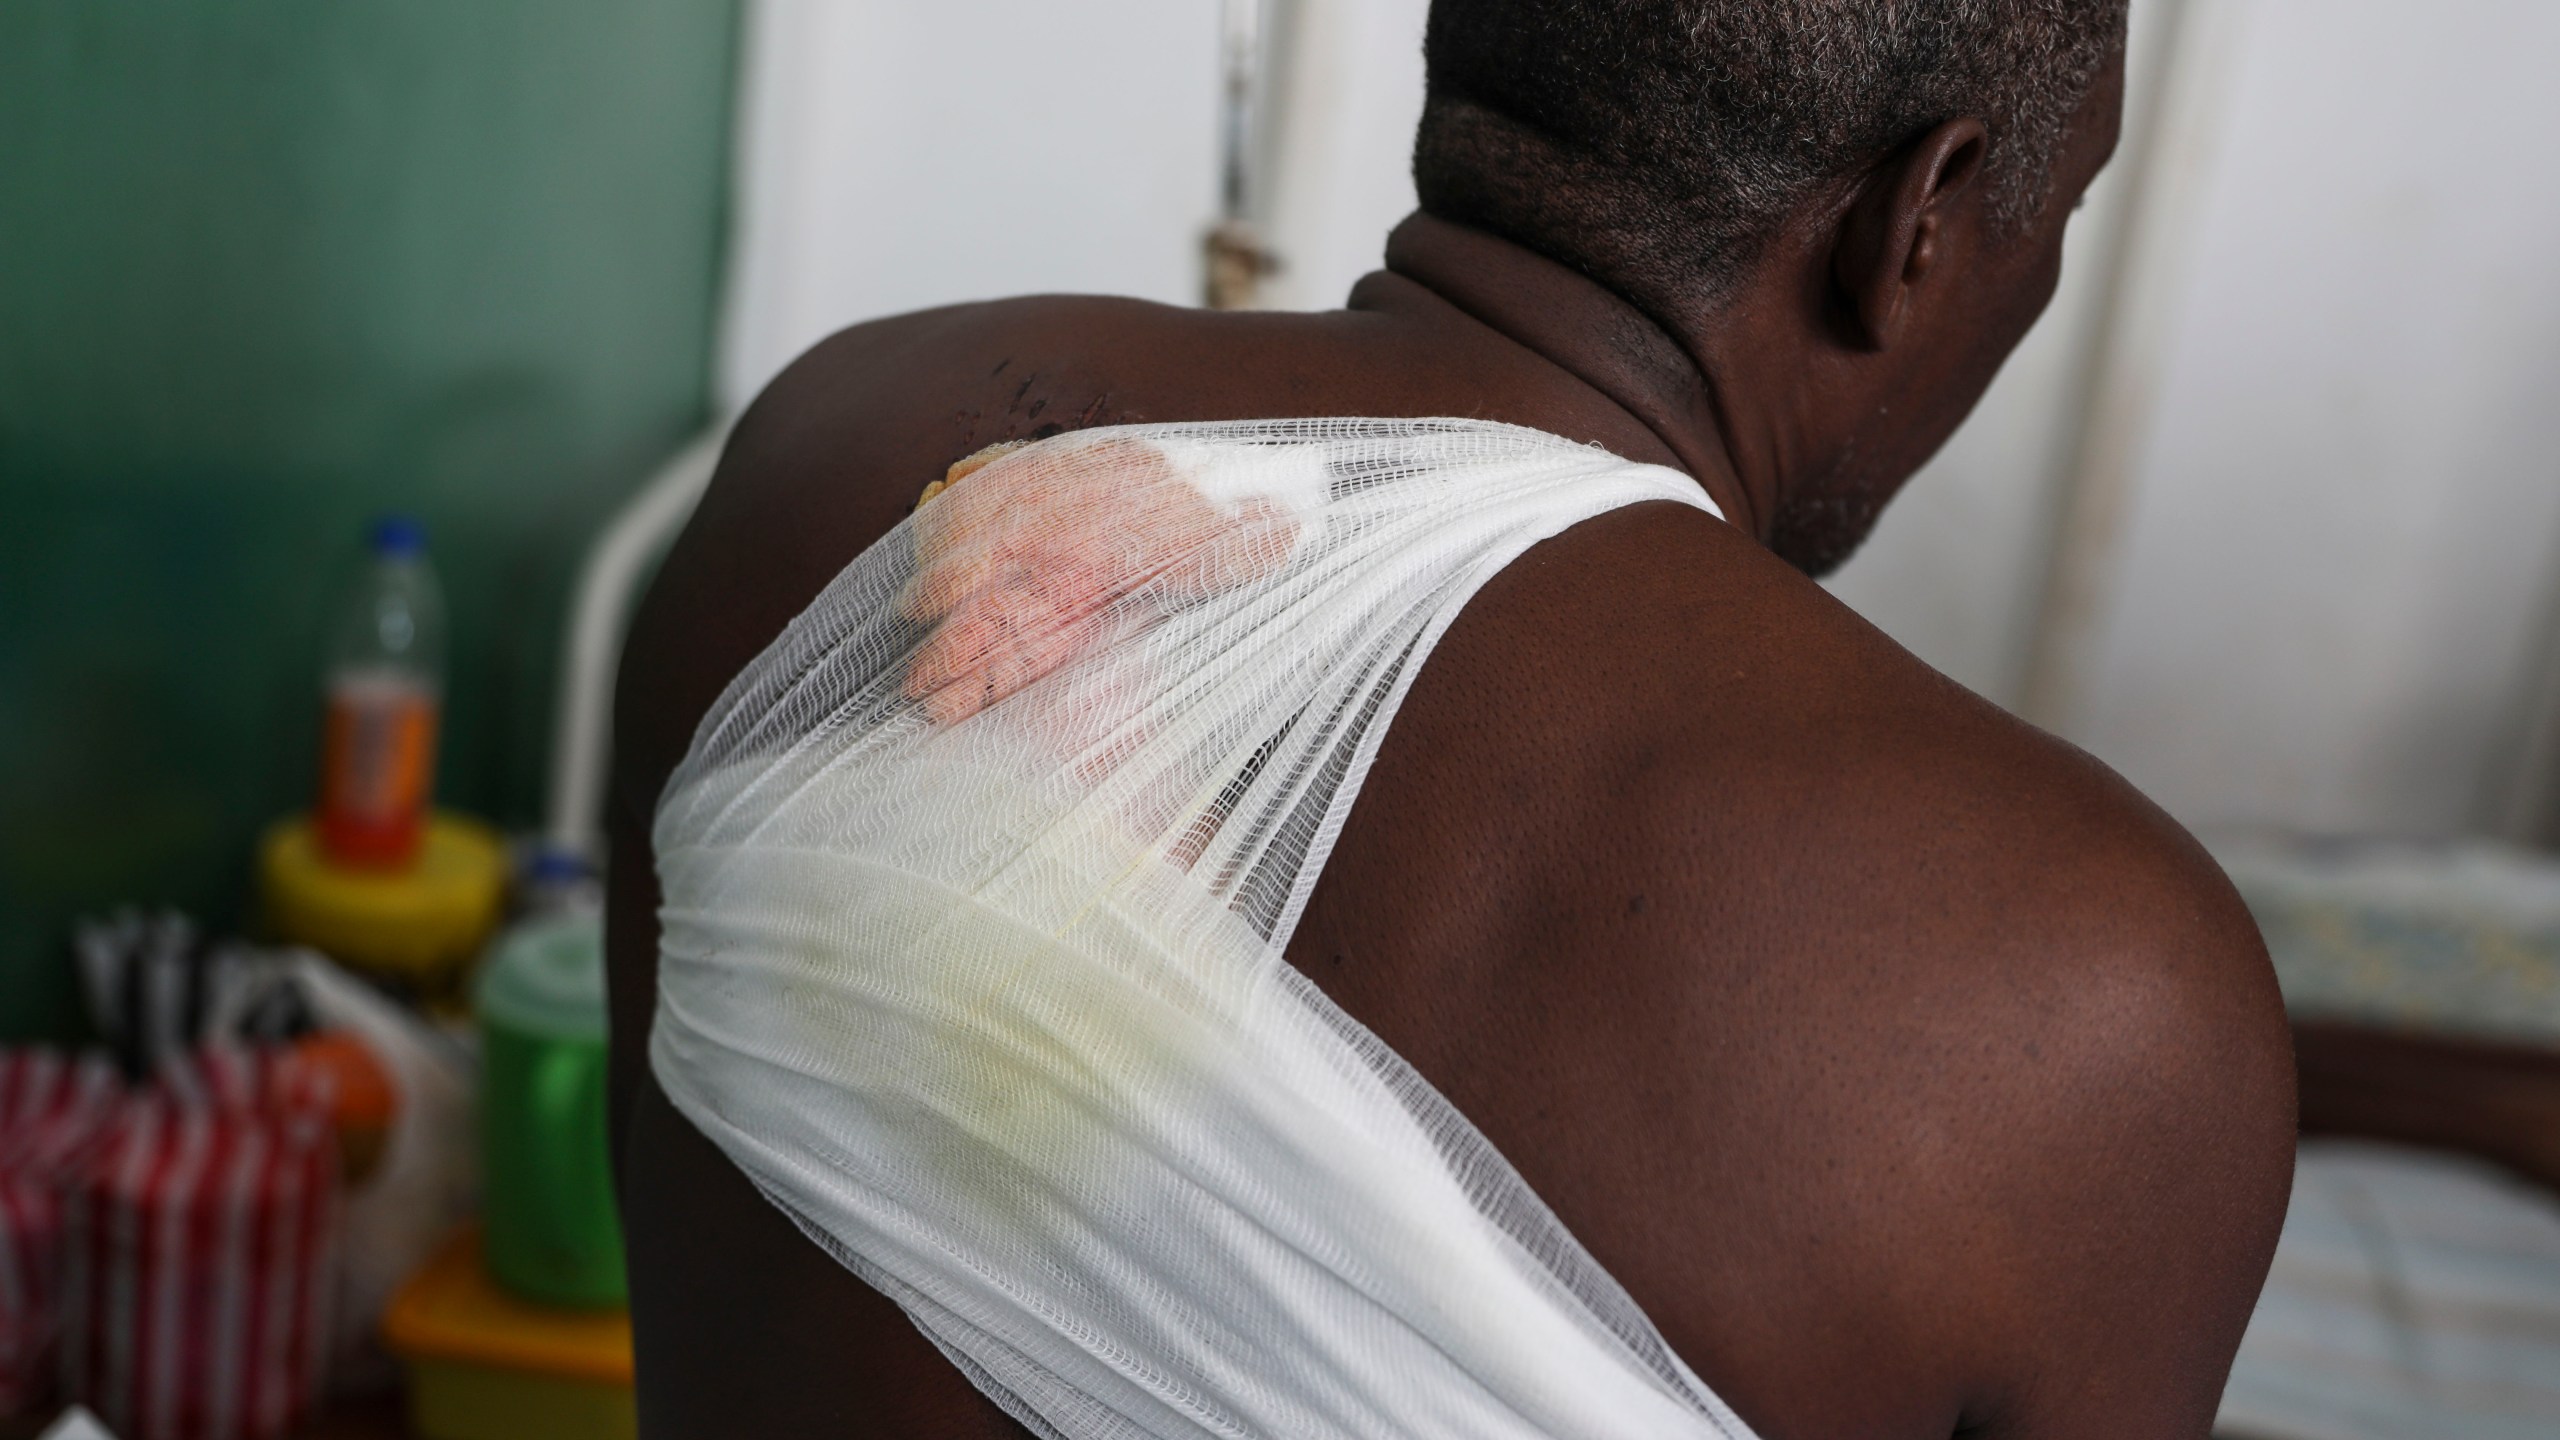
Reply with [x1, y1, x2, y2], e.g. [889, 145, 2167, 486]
[652, 418, 1756, 1439]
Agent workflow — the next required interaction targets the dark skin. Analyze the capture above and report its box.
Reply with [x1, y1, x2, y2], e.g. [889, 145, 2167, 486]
[2295, 1021, 2560, 1191]
[608, 49, 2299, 1439]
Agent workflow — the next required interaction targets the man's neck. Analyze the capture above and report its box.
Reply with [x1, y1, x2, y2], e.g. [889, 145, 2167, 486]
[1363, 212, 1764, 536]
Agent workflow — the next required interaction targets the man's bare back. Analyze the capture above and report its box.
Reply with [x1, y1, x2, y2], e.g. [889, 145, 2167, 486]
[608, 202, 2292, 1436]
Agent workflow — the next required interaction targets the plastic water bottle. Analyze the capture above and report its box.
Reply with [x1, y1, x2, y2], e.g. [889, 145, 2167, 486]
[317, 516, 446, 868]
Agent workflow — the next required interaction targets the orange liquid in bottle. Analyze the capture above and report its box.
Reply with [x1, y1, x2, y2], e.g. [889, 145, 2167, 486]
[317, 669, 439, 868]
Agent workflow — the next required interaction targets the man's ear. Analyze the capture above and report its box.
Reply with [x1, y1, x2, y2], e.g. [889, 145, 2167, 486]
[1831, 118, 1990, 351]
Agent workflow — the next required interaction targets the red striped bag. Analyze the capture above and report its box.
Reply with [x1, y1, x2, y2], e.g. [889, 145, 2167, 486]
[57, 1047, 341, 1440]
[0, 1050, 122, 1418]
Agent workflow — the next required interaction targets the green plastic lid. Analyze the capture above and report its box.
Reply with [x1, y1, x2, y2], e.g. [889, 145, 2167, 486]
[476, 911, 607, 1043]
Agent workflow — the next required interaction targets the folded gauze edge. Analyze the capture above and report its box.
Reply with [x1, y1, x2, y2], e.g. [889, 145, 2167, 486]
[650, 418, 1761, 1440]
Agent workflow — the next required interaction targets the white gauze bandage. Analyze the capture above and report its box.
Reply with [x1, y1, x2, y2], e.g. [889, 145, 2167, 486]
[651, 418, 1758, 1440]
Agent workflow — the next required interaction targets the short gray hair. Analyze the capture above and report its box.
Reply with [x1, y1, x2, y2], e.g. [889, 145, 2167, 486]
[1414, 0, 2127, 312]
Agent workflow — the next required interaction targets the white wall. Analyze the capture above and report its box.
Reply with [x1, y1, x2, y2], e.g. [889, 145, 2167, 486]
[717, 0, 1223, 407]
[716, 0, 1430, 405]
[2047, 0, 2560, 838]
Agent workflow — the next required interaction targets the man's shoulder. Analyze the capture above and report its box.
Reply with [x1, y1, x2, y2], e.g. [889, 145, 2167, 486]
[1331, 492, 2292, 1101]
[1527, 496, 2268, 982]
[615, 294, 1248, 814]
[1695, 654, 2302, 1431]
[1329, 504, 2297, 1428]
[1611, 519, 2295, 1426]
[1580, 502, 2289, 1115]
[729, 291, 1369, 470]
[685, 288, 1303, 539]
[615, 287, 1563, 816]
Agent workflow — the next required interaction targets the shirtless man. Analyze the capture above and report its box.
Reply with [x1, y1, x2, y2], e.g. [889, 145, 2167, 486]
[606, 2, 2297, 1435]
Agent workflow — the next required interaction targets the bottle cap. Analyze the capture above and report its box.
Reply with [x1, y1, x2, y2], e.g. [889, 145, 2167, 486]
[522, 845, 592, 888]
[370, 514, 427, 558]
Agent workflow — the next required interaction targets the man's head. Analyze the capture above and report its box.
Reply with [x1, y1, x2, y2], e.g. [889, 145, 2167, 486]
[1415, 0, 2128, 573]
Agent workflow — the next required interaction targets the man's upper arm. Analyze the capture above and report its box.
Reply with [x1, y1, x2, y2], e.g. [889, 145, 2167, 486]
[1916, 815, 2297, 1438]
[600, 316, 938, 1164]
[1668, 661, 2299, 1438]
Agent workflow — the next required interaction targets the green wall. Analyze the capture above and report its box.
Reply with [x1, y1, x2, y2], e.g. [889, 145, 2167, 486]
[0, 1, 740, 1038]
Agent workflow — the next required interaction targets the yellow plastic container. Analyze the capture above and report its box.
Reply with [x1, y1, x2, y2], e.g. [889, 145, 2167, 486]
[259, 811, 505, 1006]
[382, 1229, 635, 1440]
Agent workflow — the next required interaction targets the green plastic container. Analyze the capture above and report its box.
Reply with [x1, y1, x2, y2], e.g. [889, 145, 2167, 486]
[476, 911, 626, 1307]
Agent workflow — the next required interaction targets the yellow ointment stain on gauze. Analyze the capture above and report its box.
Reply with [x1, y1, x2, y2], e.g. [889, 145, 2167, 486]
[881, 433, 1325, 1214]
[689, 807, 1272, 1235]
